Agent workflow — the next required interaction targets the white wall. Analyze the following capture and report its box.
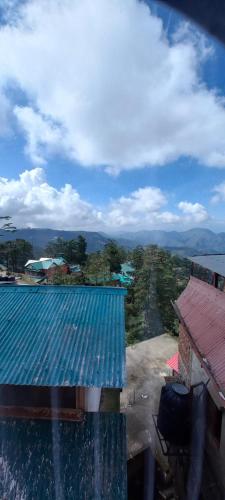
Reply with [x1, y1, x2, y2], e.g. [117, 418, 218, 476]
[191, 351, 210, 387]
[84, 388, 101, 412]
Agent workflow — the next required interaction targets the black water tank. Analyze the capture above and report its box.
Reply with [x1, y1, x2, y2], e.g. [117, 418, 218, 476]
[157, 383, 191, 446]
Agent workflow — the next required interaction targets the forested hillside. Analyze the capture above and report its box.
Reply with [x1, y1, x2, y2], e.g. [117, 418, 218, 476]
[126, 245, 191, 344]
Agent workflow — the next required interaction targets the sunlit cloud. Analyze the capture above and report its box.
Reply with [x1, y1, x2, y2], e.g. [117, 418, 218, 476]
[0, 168, 210, 230]
[0, 0, 225, 173]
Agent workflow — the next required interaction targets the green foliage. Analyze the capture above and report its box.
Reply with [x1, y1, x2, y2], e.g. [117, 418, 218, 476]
[131, 245, 144, 270]
[45, 237, 66, 258]
[103, 240, 125, 273]
[126, 245, 190, 344]
[76, 235, 88, 265]
[50, 271, 85, 285]
[0, 239, 33, 272]
[45, 235, 87, 265]
[84, 252, 111, 285]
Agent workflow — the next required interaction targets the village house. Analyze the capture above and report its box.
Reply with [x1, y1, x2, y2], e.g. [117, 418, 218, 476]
[172, 260, 225, 499]
[189, 253, 225, 290]
[0, 284, 127, 498]
[0, 285, 126, 414]
[112, 262, 135, 286]
[24, 256, 70, 280]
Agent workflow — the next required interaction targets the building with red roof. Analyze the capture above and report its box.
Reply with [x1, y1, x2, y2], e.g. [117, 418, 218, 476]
[174, 275, 225, 498]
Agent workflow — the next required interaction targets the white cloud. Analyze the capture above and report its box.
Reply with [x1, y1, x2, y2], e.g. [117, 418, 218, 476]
[0, 169, 210, 230]
[0, 0, 225, 172]
[0, 168, 102, 230]
[172, 21, 214, 62]
[107, 186, 167, 227]
[0, 91, 11, 136]
[178, 201, 209, 222]
[107, 187, 208, 228]
[14, 106, 65, 165]
[211, 182, 225, 204]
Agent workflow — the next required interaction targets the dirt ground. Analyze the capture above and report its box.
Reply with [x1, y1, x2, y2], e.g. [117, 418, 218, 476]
[121, 333, 178, 468]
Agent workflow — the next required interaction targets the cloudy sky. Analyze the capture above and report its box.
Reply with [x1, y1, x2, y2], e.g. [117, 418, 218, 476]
[1, 0, 225, 232]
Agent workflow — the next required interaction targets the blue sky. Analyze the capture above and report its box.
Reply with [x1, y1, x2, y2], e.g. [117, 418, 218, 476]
[1, 0, 225, 232]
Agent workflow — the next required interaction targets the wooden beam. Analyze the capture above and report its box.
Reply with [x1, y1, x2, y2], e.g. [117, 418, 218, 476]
[212, 272, 219, 288]
[0, 405, 84, 422]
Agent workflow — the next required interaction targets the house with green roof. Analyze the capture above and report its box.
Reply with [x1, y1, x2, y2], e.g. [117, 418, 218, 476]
[121, 262, 135, 276]
[112, 262, 135, 287]
[25, 257, 70, 279]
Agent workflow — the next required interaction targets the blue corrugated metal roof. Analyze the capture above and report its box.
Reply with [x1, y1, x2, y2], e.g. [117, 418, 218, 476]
[41, 260, 55, 269]
[53, 257, 66, 265]
[112, 273, 133, 285]
[26, 261, 44, 271]
[121, 262, 134, 275]
[0, 413, 127, 500]
[0, 285, 126, 388]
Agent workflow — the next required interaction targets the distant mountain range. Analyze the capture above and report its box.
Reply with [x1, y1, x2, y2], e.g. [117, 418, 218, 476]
[2, 227, 225, 257]
[0, 229, 110, 255]
[118, 228, 225, 256]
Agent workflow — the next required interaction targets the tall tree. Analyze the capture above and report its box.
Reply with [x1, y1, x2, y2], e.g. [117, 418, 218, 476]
[85, 252, 110, 285]
[132, 245, 144, 270]
[0, 239, 33, 272]
[103, 240, 124, 273]
[45, 235, 87, 266]
[45, 237, 67, 258]
[76, 235, 87, 266]
[126, 245, 189, 344]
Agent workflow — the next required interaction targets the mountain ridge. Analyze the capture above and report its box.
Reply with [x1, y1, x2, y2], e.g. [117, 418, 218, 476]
[2, 227, 225, 256]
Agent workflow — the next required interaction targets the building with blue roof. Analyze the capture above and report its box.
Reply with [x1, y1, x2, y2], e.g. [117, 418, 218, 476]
[0, 285, 127, 498]
[0, 285, 126, 414]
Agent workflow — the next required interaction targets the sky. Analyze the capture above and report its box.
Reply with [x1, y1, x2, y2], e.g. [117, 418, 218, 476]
[1, 0, 225, 233]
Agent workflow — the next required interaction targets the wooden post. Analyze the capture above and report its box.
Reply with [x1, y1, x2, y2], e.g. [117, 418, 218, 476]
[212, 273, 219, 288]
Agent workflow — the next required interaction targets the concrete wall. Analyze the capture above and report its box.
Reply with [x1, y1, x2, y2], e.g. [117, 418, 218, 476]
[190, 351, 211, 387]
[179, 326, 225, 496]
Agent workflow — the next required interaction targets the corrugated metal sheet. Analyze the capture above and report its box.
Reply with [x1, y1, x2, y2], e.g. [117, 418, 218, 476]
[25, 257, 66, 271]
[189, 254, 225, 277]
[0, 286, 126, 388]
[26, 261, 44, 271]
[112, 273, 133, 285]
[53, 257, 66, 266]
[121, 262, 134, 275]
[0, 413, 127, 500]
[176, 276, 225, 392]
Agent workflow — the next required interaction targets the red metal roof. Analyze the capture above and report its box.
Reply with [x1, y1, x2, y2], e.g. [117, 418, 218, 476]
[176, 276, 225, 393]
[166, 352, 179, 372]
